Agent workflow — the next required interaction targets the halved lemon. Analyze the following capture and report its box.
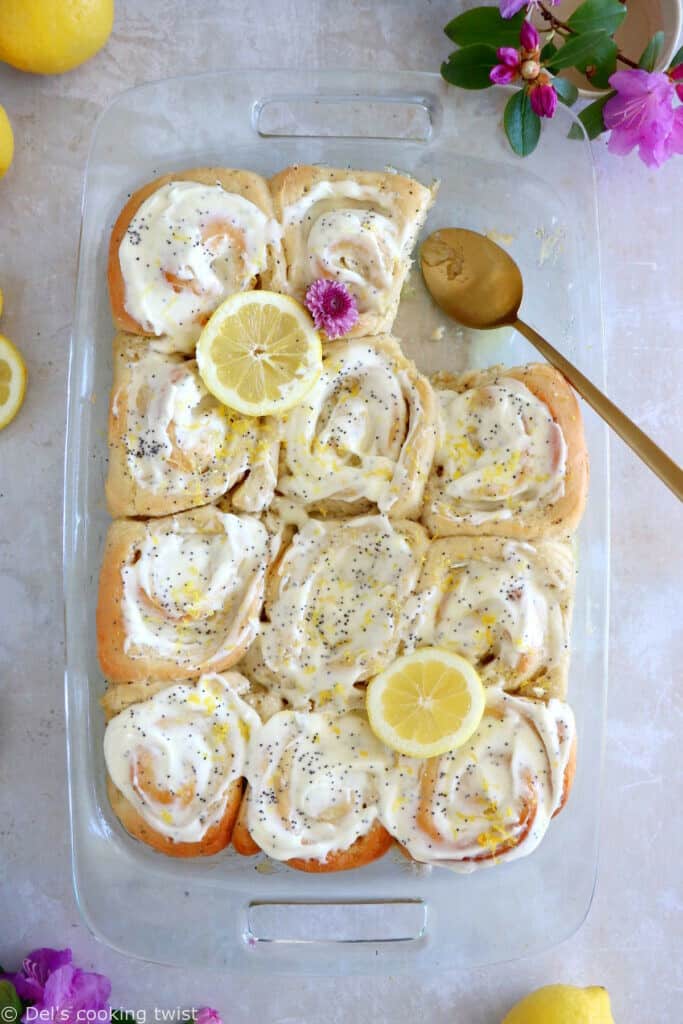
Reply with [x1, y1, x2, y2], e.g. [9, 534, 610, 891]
[0, 335, 27, 430]
[196, 291, 322, 416]
[366, 648, 486, 758]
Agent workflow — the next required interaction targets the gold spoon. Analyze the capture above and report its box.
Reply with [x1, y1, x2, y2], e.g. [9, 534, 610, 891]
[421, 228, 683, 502]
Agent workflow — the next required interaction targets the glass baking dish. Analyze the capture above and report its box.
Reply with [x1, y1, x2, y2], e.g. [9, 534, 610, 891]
[63, 69, 609, 972]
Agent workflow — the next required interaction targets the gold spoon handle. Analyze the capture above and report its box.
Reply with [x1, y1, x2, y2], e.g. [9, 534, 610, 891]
[515, 318, 683, 502]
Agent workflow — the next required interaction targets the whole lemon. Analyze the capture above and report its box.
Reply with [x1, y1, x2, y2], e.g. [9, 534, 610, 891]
[0, 0, 114, 75]
[502, 984, 615, 1024]
[0, 103, 13, 178]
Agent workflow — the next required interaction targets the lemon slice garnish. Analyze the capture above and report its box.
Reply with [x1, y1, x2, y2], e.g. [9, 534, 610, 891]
[0, 335, 27, 430]
[196, 291, 322, 417]
[366, 648, 486, 758]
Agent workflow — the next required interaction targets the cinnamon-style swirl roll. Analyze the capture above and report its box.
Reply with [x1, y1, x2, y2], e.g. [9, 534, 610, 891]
[108, 168, 283, 352]
[243, 514, 429, 709]
[232, 709, 394, 871]
[106, 334, 279, 518]
[277, 335, 437, 518]
[97, 506, 276, 683]
[406, 537, 575, 698]
[380, 689, 576, 871]
[423, 364, 588, 539]
[270, 165, 436, 338]
[103, 671, 260, 857]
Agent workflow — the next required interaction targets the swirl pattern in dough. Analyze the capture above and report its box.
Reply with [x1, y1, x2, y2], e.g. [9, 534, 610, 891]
[380, 689, 576, 871]
[277, 335, 437, 518]
[233, 709, 394, 870]
[104, 671, 260, 856]
[270, 166, 436, 338]
[243, 514, 429, 709]
[106, 335, 279, 518]
[108, 169, 283, 352]
[424, 364, 588, 539]
[97, 506, 276, 683]
[405, 536, 575, 698]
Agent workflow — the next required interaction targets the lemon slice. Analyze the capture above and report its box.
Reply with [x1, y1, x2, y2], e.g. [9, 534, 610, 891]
[196, 291, 322, 416]
[0, 335, 27, 430]
[366, 648, 486, 758]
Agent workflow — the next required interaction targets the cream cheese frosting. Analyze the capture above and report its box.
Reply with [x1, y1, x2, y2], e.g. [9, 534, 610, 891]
[379, 689, 575, 871]
[118, 181, 278, 344]
[244, 709, 393, 862]
[429, 379, 567, 526]
[104, 672, 260, 843]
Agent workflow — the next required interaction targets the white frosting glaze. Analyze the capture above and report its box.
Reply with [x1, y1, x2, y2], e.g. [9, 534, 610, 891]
[380, 690, 575, 871]
[406, 540, 574, 689]
[283, 181, 407, 314]
[245, 709, 393, 862]
[118, 181, 278, 343]
[278, 339, 435, 514]
[114, 348, 277, 511]
[430, 379, 567, 525]
[104, 673, 261, 843]
[121, 511, 270, 669]
[250, 515, 426, 708]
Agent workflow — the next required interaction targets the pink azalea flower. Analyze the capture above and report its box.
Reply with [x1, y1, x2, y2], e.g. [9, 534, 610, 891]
[196, 1009, 222, 1024]
[520, 19, 539, 51]
[604, 69, 678, 167]
[1, 949, 110, 1024]
[490, 46, 520, 85]
[304, 279, 358, 338]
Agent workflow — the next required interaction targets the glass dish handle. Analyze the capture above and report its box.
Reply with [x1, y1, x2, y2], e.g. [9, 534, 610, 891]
[245, 899, 427, 947]
[252, 92, 441, 140]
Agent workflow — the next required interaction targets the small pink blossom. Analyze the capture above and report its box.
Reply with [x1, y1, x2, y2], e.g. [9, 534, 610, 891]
[491, 47, 521, 84]
[520, 20, 540, 51]
[500, 0, 558, 19]
[195, 1009, 222, 1024]
[530, 80, 558, 117]
[604, 69, 678, 167]
[304, 279, 358, 338]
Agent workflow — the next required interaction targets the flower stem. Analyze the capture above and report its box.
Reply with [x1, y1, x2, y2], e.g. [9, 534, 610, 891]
[538, 2, 640, 69]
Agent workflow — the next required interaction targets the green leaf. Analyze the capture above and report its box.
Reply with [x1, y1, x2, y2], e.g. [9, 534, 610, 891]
[575, 35, 618, 88]
[568, 90, 615, 139]
[638, 31, 665, 70]
[567, 0, 627, 35]
[552, 76, 579, 106]
[669, 44, 683, 68]
[0, 981, 23, 1024]
[549, 29, 612, 70]
[441, 45, 499, 90]
[504, 89, 541, 156]
[445, 7, 525, 48]
[541, 41, 559, 64]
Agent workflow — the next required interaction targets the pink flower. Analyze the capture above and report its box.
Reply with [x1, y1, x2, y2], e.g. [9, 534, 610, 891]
[304, 279, 358, 338]
[520, 20, 539, 51]
[1, 949, 110, 1024]
[196, 1010, 222, 1024]
[604, 69, 679, 167]
[500, 0, 558, 19]
[490, 47, 521, 85]
[529, 79, 558, 117]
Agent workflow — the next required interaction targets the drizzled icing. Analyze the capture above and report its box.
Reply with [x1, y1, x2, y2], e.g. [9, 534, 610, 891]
[278, 338, 436, 515]
[244, 709, 393, 862]
[121, 510, 271, 670]
[119, 181, 278, 344]
[114, 347, 277, 511]
[406, 540, 574, 693]
[380, 689, 575, 871]
[104, 673, 260, 842]
[283, 181, 408, 315]
[429, 379, 567, 525]
[245, 515, 428, 708]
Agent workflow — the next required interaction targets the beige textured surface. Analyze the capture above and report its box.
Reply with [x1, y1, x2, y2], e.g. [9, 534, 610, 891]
[0, 2, 681, 1020]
